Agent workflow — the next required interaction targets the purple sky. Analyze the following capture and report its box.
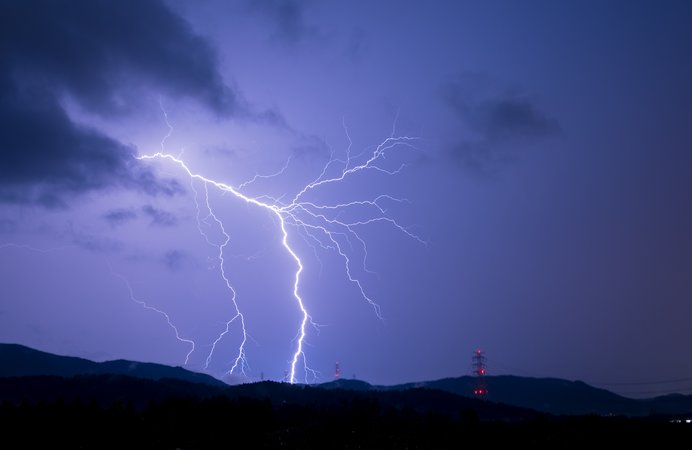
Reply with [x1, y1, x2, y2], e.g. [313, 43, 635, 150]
[1, 0, 691, 395]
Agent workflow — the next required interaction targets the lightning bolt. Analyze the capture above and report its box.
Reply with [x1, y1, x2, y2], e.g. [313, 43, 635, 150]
[0, 244, 197, 366]
[0, 114, 423, 384]
[137, 114, 424, 384]
[110, 268, 196, 365]
[236, 156, 292, 191]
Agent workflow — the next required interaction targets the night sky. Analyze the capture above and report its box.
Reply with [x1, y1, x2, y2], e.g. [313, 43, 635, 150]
[1, 0, 691, 395]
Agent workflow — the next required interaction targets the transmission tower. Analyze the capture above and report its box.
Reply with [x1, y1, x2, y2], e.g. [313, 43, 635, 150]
[335, 361, 341, 380]
[472, 349, 488, 397]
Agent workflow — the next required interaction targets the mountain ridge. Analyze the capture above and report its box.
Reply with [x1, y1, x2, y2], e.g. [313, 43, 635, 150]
[0, 342, 225, 386]
[3, 342, 692, 416]
[320, 375, 692, 416]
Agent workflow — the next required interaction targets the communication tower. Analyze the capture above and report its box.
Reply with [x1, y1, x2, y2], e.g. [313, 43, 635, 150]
[472, 349, 488, 397]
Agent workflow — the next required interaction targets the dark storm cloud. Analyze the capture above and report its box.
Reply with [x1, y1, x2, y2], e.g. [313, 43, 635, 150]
[442, 74, 561, 170]
[1, 0, 243, 116]
[0, 0, 257, 206]
[163, 249, 188, 271]
[71, 231, 123, 253]
[246, 0, 318, 43]
[290, 135, 330, 160]
[467, 97, 561, 142]
[103, 209, 138, 227]
[0, 80, 182, 206]
[255, 107, 290, 129]
[141, 205, 178, 227]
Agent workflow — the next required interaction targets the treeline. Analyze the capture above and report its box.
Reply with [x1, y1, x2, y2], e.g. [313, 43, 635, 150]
[1, 395, 688, 449]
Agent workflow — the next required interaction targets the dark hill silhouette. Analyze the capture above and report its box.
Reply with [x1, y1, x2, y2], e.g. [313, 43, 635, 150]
[0, 343, 536, 420]
[3, 345, 692, 448]
[0, 343, 225, 386]
[232, 381, 537, 421]
[0, 375, 537, 421]
[4, 343, 692, 417]
[3, 379, 684, 450]
[394, 376, 640, 415]
[0, 374, 226, 408]
[318, 378, 373, 391]
[320, 376, 692, 416]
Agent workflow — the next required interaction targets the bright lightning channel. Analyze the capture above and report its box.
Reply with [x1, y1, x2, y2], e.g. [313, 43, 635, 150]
[138, 119, 424, 384]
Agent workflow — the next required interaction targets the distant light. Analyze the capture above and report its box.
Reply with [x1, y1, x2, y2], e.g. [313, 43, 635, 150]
[686, 419, 691, 424]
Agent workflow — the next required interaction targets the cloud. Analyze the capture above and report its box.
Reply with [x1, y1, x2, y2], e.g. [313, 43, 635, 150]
[1, 0, 243, 117]
[442, 73, 561, 170]
[469, 97, 561, 142]
[103, 205, 177, 228]
[103, 208, 138, 227]
[141, 205, 178, 227]
[0, 0, 263, 206]
[246, 0, 318, 44]
[0, 81, 182, 206]
[163, 249, 188, 271]
[71, 230, 123, 253]
[290, 135, 330, 160]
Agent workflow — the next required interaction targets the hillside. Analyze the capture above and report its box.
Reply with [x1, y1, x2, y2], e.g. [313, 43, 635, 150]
[0, 343, 225, 386]
[4, 342, 692, 417]
[395, 376, 639, 415]
[324, 376, 692, 416]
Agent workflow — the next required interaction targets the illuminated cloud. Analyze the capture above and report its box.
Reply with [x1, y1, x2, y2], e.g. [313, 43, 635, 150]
[0, 0, 271, 206]
[442, 73, 561, 170]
